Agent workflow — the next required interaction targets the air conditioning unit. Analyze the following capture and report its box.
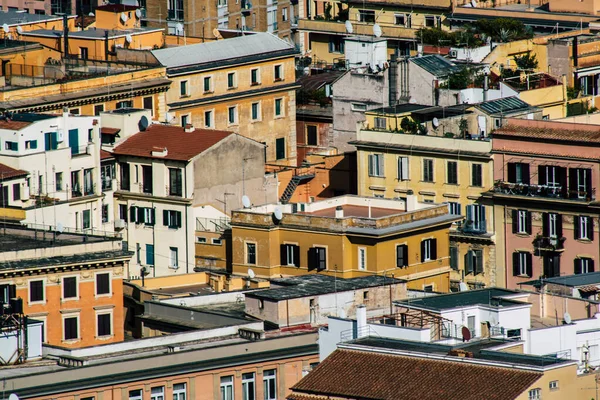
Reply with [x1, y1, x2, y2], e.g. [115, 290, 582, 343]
[21, 185, 30, 199]
[114, 219, 126, 229]
[449, 49, 458, 58]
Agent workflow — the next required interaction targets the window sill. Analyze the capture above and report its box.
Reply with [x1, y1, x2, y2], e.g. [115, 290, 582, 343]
[515, 274, 531, 278]
[274, 115, 285, 119]
[368, 175, 385, 178]
[515, 233, 531, 238]
[250, 119, 262, 123]
[96, 334, 114, 341]
[251, 82, 261, 87]
[168, 265, 180, 270]
[94, 293, 112, 299]
[28, 301, 46, 306]
[576, 238, 592, 243]
[203, 90, 214, 94]
[227, 86, 237, 90]
[62, 339, 80, 344]
[445, 183, 459, 186]
[274, 78, 284, 82]
[180, 94, 190, 98]
[61, 297, 80, 303]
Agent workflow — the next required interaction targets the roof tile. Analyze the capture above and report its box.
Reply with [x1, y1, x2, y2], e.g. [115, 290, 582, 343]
[494, 118, 600, 143]
[0, 163, 28, 181]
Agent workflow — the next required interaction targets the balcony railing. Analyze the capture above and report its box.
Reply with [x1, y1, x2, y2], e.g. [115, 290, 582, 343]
[533, 235, 566, 252]
[493, 180, 595, 201]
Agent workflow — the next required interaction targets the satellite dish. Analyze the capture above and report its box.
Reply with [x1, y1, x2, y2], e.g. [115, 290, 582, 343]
[564, 312, 572, 324]
[273, 207, 283, 221]
[138, 115, 149, 131]
[16, 26, 23, 35]
[345, 20, 353, 34]
[373, 23, 382, 38]
[461, 326, 471, 342]
[9, 394, 20, 400]
[2, 24, 9, 34]
[212, 28, 222, 39]
[135, 9, 142, 19]
[248, 268, 256, 279]
[56, 223, 64, 233]
[242, 195, 251, 208]
[120, 12, 128, 23]
[432, 117, 440, 128]
[125, 34, 132, 44]
[458, 282, 469, 292]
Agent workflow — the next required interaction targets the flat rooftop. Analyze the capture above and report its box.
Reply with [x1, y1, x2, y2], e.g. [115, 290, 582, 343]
[0, 224, 117, 252]
[521, 271, 600, 288]
[394, 288, 528, 311]
[247, 275, 404, 302]
[301, 204, 404, 218]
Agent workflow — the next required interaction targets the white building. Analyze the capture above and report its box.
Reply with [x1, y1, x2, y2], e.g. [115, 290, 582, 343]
[0, 113, 103, 232]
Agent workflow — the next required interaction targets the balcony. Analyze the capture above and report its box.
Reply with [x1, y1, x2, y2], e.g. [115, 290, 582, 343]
[533, 235, 566, 253]
[167, 9, 184, 21]
[298, 19, 416, 40]
[493, 181, 595, 202]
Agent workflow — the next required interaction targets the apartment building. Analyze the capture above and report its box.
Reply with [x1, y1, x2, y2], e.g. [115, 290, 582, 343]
[0, 224, 131, 349]
[0, 113, 107, 232]
[0, 163, 28, 221]
[351, 111, 497, 290]
[230, 194, 461, 291]
[488, 119, 600, 289]
[112, 123, 267, 277]
[142, 0, 296, 41]
[152, 33, 298, 165]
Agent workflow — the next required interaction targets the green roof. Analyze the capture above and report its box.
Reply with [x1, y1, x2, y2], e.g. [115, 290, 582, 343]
[476, 96, 534, 115]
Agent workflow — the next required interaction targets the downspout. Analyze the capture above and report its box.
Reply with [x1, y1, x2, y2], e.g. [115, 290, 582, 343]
[63, 14, 69, 58]
[185, 163, 190, 273]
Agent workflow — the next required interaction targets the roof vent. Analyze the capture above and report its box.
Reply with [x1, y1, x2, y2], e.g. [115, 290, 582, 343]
[335, 205, 344, 219]
[184, 124, 195, 133]
[151, 146, 168, 157]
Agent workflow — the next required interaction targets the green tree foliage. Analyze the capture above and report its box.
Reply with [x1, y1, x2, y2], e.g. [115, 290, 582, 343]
[474, 18, 533, 42]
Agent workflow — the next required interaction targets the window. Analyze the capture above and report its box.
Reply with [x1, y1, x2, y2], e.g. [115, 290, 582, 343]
[570, 167, 592, 199]
[102, 204, 109, 223]
[471, 163, 483, 187]
[220, 376, 234, 400]
[358, 9, 375, 22]
[465, 249, 483, 275]
[12, 183, 19, 201]
[97, 313, 111, 336]
[143, 96, 154, 115]
[173, 383, 187, 400]
[549, 380, 558, 390]
[242, 372, 255, 400]
[542, 212, 562, 238]
[447, 161, 458, 184]
[398, 157, 409, 180]
[136, 243, 141, 264]
[275, 98, 283, 117]
[129, 390, 143, 400]
[465, 204, 486, 233]
[94, 104, 105, 116]
[246, 242, 257, 264]
[146, 244, 155, 265]
[396, 244, 408, 268]
[450, 246, 459, 270]
[150, 386, 164, 400]
[263, 369, 277, 400]
[358, 247, 367, 270]
[119, 162, 130, 191]
[142, 165, 153, 194]
[309, 247, 327, 271]
[394, 14, 405, 25]
[203, 76, 212, 93]
[543, 254, 561, 278]
[512, 209, 531, 235]
[101, 164, 114, 191]
[64, 316, 78, 340]
[276, 138, 285, 160]
[212, 238, 222, 245]
[119, 204, 127, 221]
[180, 80, 189, 96]
[63, 276, 77, 299]
[29, 280, 44, 303]
[169, 168, 183, 197]
[507, 162, 530, 184]
[44, 132, 58, 151]
[70, 108, 80, 115]
[251, 68, 260, 85]
[423, 159, 434, 182]
[328, 36, 344, 53]
[528, 388, 541, 400]
[228, 106, 238, 125]
[425, 15, 439, 27]
[170, 247, 179, 268]
[4, 141, 17, 151]
[83, 168, 93, 196]
[538, 165, 566, 189]
[306, 125, 318, 146]
[197, 237, 207, 243]
[274, 64, 283, 81]
[281, 244, 300, 267]
[130, 206, 155, 225]
[575, 215, 593, 240]
[368, 154, 384, 177]
[351, 103, 366, 112]
[96, 273, 110, 295]
[227, 72, 236, 88]
[447, 202, 461, 215]
[251, 102, 261, 120]
[116, 100, 133, 109]
[374, 117, 386, 129]
[421, 239, 437, 262]
[575, 257, 595, 274]
[25, 140, 37, 149]
[181, 114, 189, 128]
[423, 284, 434, 293]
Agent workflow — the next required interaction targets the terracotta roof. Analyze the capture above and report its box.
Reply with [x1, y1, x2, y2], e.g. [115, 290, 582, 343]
[0, 163, 28, 181]
[100, 150, 114, 160]
[291, 349, 542, 400]
[0, 119, 32, 130]
[492, 146, 600, 161]
[494, 118, 600, 143]
[112, 124, 233, 161]
[101, 127, 121, 136]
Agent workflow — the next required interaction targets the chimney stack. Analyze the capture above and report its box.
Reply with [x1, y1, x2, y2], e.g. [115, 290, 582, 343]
[483, 74, 489, 102]
[335, 205, 344, 219]
[356, 305, 367, 338]
[405, 189, 417, 211]
[184, 124, 195, 133]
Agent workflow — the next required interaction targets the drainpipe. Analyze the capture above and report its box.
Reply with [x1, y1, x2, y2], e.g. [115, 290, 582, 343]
[483, 74, 489, 102]
[184, 164, 189, 274]
[63, 14, 69, 58]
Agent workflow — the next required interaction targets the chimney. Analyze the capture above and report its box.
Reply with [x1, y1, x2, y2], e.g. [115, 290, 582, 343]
[63, 14, 69, 59]
[184, 124, 195, 133]
[356, 305, 367, 338]
[405, 189, 417, 211]
[335, 205, 344, 219]
[388, 54, 398, 107]
[483, 74, 489, 102]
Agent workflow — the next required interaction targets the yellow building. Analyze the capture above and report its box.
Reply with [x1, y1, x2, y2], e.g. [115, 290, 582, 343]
[230, 195, 460, 292]
[298, 0, 452, 63]
[352, 112, 499, 290]
[152, 32, 299, 165]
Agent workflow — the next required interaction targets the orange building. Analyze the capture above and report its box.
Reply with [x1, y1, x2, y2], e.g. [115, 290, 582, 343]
[0, 224, 132, 348]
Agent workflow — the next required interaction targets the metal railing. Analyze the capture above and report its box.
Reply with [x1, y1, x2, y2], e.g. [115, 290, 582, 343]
[196, 217, 230, 232]
[493, 180, 595, 201]
[22, 222, 121, 239]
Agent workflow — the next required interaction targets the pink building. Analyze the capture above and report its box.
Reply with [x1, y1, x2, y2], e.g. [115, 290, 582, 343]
[489, 119, 600, 289]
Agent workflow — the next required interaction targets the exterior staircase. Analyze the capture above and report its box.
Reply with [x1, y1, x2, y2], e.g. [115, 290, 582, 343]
[280, 173, 315, 204]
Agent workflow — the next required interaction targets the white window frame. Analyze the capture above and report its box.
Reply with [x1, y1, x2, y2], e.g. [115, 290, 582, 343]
[398, 156, 409, 180]
[549, 380, 558, 390]
[422, 239, 432, 262]
[394, 13, 406, 26]
[577, 168, 589, 197]
[358, 247, 367, 270]
[204, 109, 214, 128]
[203, 75, 214, 93]
[62, 313, 80, 342]
[374, 117, 386, 130]
[94, 271, 112, 297]
[285, 243, 296, 266]
[96, 309, 113, 338]
[274, 98, 284, 117]
[447, 202, 460, 215]
[220, 376, 234, 400]
[242, 372, 255, 400]
[263, 369, 277, 400]
[129, 389, 143, 400]
[517, 210, 528, 234]
[528, 388, 541, 400]
[580, 215, 590, 240]
[180, 80, 189, 97]
[212, 238, 222, 245]
[274, 64, 284, 81]
[246, 241, 257, 265]
[581, 257, 593, 274]
[181, 114, 190, 128]
[150, 386, 165, 400]
[61, 275, 79, 301]
[518, 252, 528, 276]
[28, 278, 46, 305]
[423, 159, 434, 182]
[251, 102, 261, 121]
[548, 213, 558, 238]
[227, 72, 237, 89]
[170, 247, 179, 269]
[351, 103, 366, 112]
[250, 67, 261, 85]
[228, 105, 238, 125]
[173, 383, 187, 400]
[369, 153, 384, 177]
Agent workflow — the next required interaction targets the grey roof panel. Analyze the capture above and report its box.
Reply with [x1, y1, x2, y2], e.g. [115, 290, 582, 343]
[476, 96, 534, 115]
[410, 54, 461, 77]
[0, 10, 66, 26]
[520, 271, 600, 288]
[394, 288, 525, 311]
[152, 33, 294, 69]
